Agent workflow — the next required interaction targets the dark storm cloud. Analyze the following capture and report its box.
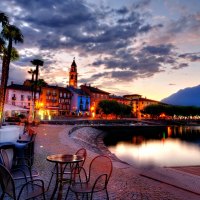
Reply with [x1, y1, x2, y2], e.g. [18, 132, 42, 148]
[142, 44, 174, 55]
[10, 0, 152, 52]
[111, 71, 138, 81]
[116, 7, 129, 15]
[168, 13, 200, 34]
[14, 52, 55, 69]
[172, 63, 188, 70]
[133, 0, 151, 10]
[179, 53, 200, 62]
[92, 43, 177, 72]
[1, 0, 198, 84]
[79, 70, 137, 83]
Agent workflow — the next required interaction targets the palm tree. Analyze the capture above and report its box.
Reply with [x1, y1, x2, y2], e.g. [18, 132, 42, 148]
[0, 12, 9, 127]
[1, 25, 24, 88]
[0, 12, 9, 27]
[0, 12, 8, 55]
[0, 12, 23, 127]
[28, 68, 36, 104]
[30, 59, 44, 120]
[28, 68, 36, 83]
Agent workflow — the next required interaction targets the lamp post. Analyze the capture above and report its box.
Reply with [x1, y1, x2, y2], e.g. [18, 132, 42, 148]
[30, 59, 43, 121]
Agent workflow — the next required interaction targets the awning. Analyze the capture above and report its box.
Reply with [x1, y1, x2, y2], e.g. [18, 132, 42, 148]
[4, 104, 29, 111]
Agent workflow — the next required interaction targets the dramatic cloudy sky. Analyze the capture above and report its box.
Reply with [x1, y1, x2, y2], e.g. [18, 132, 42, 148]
[1, 0, 200, 100]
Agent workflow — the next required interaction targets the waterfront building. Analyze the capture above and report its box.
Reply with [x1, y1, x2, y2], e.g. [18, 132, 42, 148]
[123, 94, 160, 118]
[39, 85, 71, 118]
[109, 94, 131, 105]
[80, 84, 109, 116]
[57, 86, 71, 116]
[6, 83, 38, 109]
[68, 86, 90, 116]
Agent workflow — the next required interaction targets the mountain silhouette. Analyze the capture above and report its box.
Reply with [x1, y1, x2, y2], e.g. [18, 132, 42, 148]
[162, 85, 200, 107]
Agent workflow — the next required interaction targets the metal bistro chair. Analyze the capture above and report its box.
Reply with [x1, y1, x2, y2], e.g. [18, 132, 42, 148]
[47, 148, 87, 190]
[0, 163, 46, 200]
[66, 155, 113, 200]
[0, 148, 30, 183]
[15, 131, 38, 179]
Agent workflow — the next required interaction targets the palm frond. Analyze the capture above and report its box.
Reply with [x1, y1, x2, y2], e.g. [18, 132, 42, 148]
[0, 12, 9, 27]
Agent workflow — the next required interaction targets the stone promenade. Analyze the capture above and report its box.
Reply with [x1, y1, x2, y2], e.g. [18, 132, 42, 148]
[32, 124, 200, 200]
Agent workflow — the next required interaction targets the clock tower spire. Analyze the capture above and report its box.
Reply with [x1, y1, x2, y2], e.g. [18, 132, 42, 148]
[69, 57, 78, 88]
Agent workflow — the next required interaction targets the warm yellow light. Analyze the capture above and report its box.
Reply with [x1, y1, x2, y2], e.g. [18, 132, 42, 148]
[160, 113, 166, 118]
[38, 109, 44, 120]
[91, 106, 94, 111]
[92, 112, 95, 118]
[48, 115, 51, 120]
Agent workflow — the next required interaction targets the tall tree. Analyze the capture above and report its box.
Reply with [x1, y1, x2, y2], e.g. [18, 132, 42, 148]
[0, 12, 8, 70]
[1, 24, 24, 88]
[30, 59, 43, 120]
[28, 68, 36, 102]
[37, 78, 48, 87]
[0, 12, 23, 127]
[0, 12, 9, 27]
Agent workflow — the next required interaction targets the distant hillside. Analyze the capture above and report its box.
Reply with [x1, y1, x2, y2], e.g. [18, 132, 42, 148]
[162, 85, 200, 107]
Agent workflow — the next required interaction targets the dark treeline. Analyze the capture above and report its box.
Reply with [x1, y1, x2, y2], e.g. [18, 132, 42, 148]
[141, 104, 200, 118]
[97, 100, 132, 118]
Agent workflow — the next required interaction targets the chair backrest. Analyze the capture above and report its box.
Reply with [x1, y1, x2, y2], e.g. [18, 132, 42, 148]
[0, 149, 12, 170]
[89, 155, 112, 187]
[75, 148, 87, 167]
[0, 163, 16, 199]
[23, 140, 35, 166]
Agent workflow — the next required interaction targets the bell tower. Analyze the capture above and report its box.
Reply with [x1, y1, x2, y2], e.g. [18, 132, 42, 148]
[69, 58, 78, 88]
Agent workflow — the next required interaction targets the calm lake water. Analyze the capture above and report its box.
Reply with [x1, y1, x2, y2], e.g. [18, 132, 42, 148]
[104, 126, 200, 167]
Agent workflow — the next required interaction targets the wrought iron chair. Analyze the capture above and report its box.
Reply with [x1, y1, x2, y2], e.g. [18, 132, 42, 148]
[66, 155, 113, 200]
[64, 148, 87, 181]
[15, 131, 39, 179]
[0, 163, 46, 200]
[0, 148, 30, 183]
[47, 148, 87, 190]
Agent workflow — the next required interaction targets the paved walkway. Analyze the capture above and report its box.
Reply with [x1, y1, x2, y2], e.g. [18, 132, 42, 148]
[32, 124, 200, 200]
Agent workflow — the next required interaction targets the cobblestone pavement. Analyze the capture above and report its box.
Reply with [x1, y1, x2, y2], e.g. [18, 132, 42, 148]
[31, 124, 200, 200]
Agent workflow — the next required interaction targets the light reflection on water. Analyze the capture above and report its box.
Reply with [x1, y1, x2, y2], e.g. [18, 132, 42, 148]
[106, 126, 200, 167]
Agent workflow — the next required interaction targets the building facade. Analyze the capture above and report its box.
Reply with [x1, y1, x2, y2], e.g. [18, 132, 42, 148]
[109, 95, 131, 105]
[58, 86, 71, 116]
[123, 94, 160, 118]
[6, 83, 38, 109]
[80, 84, 109, 116]
[68, 86, 90, 116]
[39, 85, 71, 118]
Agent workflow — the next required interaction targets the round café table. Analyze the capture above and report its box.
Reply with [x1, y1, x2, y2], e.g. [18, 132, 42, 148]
[47, 154, 84, 200]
